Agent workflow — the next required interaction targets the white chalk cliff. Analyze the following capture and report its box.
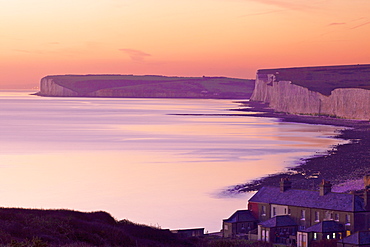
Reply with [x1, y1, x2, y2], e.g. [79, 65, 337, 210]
[251, 73, 370, 120]
[39, 77, 79, 97]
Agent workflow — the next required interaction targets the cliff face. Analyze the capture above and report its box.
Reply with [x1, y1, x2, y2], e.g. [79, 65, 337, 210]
[251, 70, 370, 120]
[39, 77, 79, 97]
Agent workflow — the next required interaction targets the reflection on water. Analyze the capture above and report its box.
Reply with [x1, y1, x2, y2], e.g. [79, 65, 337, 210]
[0, 91, 344, 232]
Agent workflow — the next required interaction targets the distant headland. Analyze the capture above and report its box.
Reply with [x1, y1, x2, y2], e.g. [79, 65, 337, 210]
[35, 64, 370, 120]
[35, 74, 255, 99]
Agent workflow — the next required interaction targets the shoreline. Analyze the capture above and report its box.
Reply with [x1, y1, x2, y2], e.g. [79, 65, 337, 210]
[226, 100, 370, 193]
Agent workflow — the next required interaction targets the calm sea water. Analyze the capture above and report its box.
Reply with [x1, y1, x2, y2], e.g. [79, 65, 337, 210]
[0, 90, 343, 232]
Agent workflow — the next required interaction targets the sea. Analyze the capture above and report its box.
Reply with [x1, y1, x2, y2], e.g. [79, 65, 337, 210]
[0, 90, 345, 232]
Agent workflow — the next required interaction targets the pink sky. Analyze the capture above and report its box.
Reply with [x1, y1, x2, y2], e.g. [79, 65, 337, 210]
[1, 0, 369, 88]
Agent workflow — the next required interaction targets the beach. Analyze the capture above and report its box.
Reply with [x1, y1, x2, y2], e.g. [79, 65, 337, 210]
[227, 100, 370, 193]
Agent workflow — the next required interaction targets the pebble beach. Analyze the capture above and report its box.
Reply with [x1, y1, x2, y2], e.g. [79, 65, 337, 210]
[227, 100, 370, 193]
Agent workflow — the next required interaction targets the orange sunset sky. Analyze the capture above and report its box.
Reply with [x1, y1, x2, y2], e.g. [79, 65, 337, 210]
[1, 0, 369, 88]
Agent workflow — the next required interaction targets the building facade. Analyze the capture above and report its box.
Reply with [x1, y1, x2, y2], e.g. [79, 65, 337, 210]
[222, 210, 258, 238]
[337, 231, 370, 247]
[245, 178, 370, 246]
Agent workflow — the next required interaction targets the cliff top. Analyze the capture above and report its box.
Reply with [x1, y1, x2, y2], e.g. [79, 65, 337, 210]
[40, 74, 255, 99]
[257, 64, 370, 95]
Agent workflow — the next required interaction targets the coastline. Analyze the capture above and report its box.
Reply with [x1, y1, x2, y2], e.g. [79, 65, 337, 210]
[226, 100, 370, 193]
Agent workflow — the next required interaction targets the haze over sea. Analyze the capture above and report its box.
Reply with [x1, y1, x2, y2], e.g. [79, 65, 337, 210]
[0, 90, 345, 232]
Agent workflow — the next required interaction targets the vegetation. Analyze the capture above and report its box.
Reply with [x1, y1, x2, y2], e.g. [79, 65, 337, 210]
[198, 239, 272, 247]
[40, 75, 255, 99]
[0, 207, 278, 247]
[0, 208, 191, 247]
[258, 64, 370, 95]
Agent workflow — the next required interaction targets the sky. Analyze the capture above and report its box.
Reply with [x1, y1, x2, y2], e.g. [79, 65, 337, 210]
[1, 0, 369, 88]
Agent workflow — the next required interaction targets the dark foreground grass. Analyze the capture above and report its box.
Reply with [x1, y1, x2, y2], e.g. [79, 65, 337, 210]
[0, 208, 191, 247]
[0, 207, 285, 247]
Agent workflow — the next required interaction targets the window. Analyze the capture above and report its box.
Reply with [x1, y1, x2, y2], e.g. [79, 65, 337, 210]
[335, 213, 339, 221]
[333, 233, 336, 239]
[345, 214, 351, 225]
[346, 230, 351, 236]
[273, 207, 277, 216]
[288, 208, 291, 215]
[315, 211, 320, 222]
[224, 224, 228, 230]
[301, 210, 306, 220]
[313, 233, 317, 240]
[261, 205, 266, 216]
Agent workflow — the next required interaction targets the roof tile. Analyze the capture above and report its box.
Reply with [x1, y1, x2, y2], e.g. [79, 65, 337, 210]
[303, 220, 344, 233]
[249, 186, 365, 212]
[259, 215, 297, 228]
[223, 210, 257, 223]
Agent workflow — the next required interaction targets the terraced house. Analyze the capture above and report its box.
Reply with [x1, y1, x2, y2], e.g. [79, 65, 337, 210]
[224, 176, 370, 247]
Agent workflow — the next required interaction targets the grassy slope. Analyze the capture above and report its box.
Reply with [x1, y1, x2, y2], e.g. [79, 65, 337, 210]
[0, 207, 276, 247]
[43, 75, 255, 98]
[258, 64, 370, 95]
[0, 208, 190, 247]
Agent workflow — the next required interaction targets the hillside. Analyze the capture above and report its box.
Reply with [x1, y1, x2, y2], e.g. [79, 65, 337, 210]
[0, 207, 276, 247]
[0, 208, 192, 247]
[257, 64, 370, 96]
[36, 75, 255, 99]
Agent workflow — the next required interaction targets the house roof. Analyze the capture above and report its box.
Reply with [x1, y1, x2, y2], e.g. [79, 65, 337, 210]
[337, 231, 370, 245]
[303, 220, 344, 233]
[223, 210, 257, 223]
[259, 215, 297, 228]
[249, 186, 365, 212]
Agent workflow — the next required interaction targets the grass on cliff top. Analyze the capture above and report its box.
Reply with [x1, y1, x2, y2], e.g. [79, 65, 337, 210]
[44, 75, 189, 94]
[104, 78, 255, 97]
[42, 75, 254, 97]
[258, 64, 370, 95]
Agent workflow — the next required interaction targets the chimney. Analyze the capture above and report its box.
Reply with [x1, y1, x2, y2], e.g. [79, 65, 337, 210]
[364, 175, 370, 211]
[319, 180, 332, 196]
[280, 178, 292, 192]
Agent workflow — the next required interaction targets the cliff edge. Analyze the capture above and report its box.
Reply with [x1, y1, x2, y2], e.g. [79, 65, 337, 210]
[250, 64, 370, 120]
[36, 74, 255, 99]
